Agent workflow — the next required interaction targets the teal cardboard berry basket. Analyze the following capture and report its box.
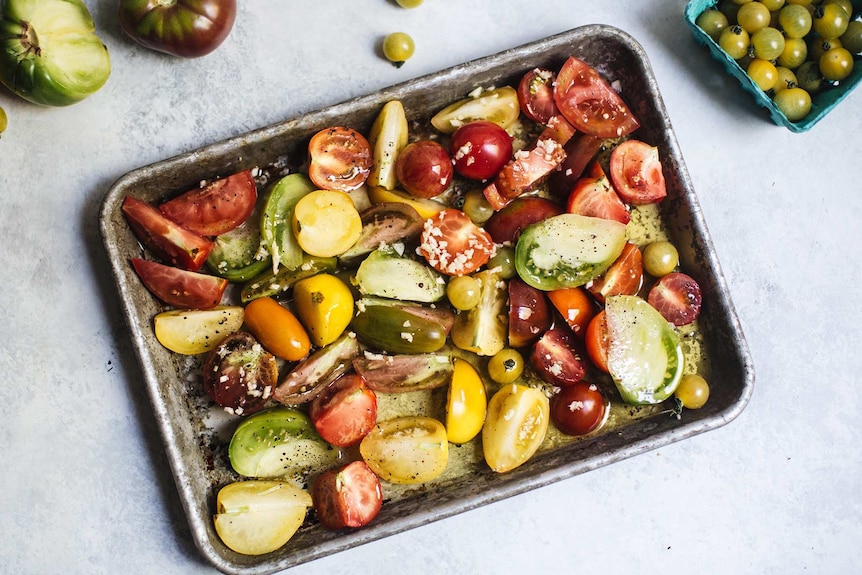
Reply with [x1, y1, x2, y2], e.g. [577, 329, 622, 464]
[685, 0, 862, 132]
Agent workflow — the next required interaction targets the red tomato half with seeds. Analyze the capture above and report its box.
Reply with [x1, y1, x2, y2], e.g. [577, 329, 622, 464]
[566, 161, 631, 225]
[517, 67, 558, 124]
[586, 242, 643, 303]
[418, 209, 495, 276]
[159, 170, 257, 237]
[307, 126, 372, 192]
[122, 196, 213, 270]
[309, 373, 378, 448]
[312, 460, 383, 530]
[553, 56, 640, 139]
[609, 140, 667, 205]
[131, 258, 227, 309]
[647, 272, 703, 327]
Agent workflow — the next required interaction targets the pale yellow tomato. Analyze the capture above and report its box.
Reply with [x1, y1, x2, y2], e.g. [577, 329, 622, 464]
[360, 416, 448, 484]
[292, 273, 354, 347]
[445, 358, 487, 444]
[482, 384, 549, 473]
[292, 190, 362, 257]
[153, 306, 244, 355]
[366, 186, 447, 220]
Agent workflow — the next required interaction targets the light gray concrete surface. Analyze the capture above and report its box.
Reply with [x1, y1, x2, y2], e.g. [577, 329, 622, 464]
[1, 1, 859, 574]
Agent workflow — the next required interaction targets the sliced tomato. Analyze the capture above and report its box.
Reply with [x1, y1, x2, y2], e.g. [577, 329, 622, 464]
[587, 242, 643, 303]
[585, 310, 610, 374]
[307, 126, 372, 192]
[609, 140, 667, 205]
[553, 56, 640, 138]
[647, 272, 702, 327]
[131, 258, 228, 309]
[517, 67, 558, 124]
[547, 286, 596, 338]
[484, 196, 563, 244]
[309, 373, 377, 447]
[529, 327, 588, 387]
[312, 460, 383, 530]
[122, 196, 214, 271]
[159, 170, 257, 237]
[566, 162, 631, 224]
[508, 278, 553, 349]
[202, 331, 277, 415]
[547, 132, 604, 197]
[417, 209, 495, 276]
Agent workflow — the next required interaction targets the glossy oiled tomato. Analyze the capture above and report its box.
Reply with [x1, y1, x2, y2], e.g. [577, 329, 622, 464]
[484, 196, 563, 244]
[292, 190, 362, 257]
[309, 374, 377, 447]
[395, 140, 453, 198]
[417, 209, 495, 276]
[553, 56, 640, 138]
[359, 416, 449, 484]
[508, 277, 553, 348]
[609, 140, 667, 205]
[483, 384, 549, 473]
[517, 67, 558, 124]
[159, 170, 257, 237]
[587, 242, 644, 303]
[647, 272, 703, 327]
[550, 381, 608, 436]
[445, 358, 487, 444]
[585, 310, 610, 374]
[449, 121, 514, 181]
[547, 133, 604, 197]
[243, 297, 311, 361]
[529, 328, 588, 387]
[131, 258, 227, 309]
[566, 161, 631, 224]
[547, 286, 596, 338]
[674, 374, 710, 409]
[307, 126, 372, 192]
[312, 461, 383, 530]
[203, 331, 278, 415]
[154, 306, 244, 355]
[292, 273, 354, 347]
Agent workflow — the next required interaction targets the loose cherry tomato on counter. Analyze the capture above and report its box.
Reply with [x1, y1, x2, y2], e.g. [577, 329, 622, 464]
[529, 328, 588, 387]
[586, 241, 644, 303]
[547, 286, 596, 339]
[307, 126, 372, 192]
[312, 461, 383, 530]
[566, 161, 631, 225]
[445, 358, 488, 444]
[359, 416, 449, 484]
[517, 67, 558, 124]
[482, 384, 549, 473]
[395, 140, 454, 198]
[131, 258, 227, 309]
[417, 209, 495, 276]
[118, 0, 237, 58]
[382, 32, 415, 66]
[449, 120, 514, 181]
[609, 140, 667, 205]
[550, 381, 608, 436]
[243, 297, 311, 361]
[309, 374, 377, 447]
[647, 272, 703, 327]
[203, 331, 278, 416]
[585, 310, 610, 374]
[292, 190, 363, 257]
[159, 170, 257, 237]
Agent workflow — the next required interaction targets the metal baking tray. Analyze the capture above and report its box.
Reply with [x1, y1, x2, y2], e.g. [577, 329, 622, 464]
[99, 24, 754, 575]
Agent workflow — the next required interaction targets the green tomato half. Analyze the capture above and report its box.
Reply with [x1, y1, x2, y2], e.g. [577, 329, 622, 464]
[0, 0, 111, 106]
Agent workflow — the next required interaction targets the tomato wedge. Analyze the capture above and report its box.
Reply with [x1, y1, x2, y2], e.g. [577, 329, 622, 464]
[312, 460, 383, 530]
[309, 374, 378, 448]
[586, 242, 644, 303]
[585, 310, 610, 374]
[517, 67, 558, 124]
[159, 170, 257, 236]
[566, 161, 631, 224]
[122, 196, 214, 271]
[418, 209, 495, 276]
[609, 139, 667, 205]
[547, 286, 596, 338]
[131, 258, 227, 309]
[553, 56, 640, 138]
[547, 132, 604, 197]
[647, 272, 702, 327]
[307, 126, 372, 192]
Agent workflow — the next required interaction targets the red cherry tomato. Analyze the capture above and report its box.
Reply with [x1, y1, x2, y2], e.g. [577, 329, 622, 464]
[585, 310, 610, 374]
[547, 286, 596, 339]
[566, 161, 631, 224]
[395, 140, 453, 198]
[417, 209, 495, 276]
[553, 56, 640, 138]
[121, 196, 214, 271]
[312, 460, 383, 530]
[647, 272, 703, 327]
[309, 373, 378, 447]
[131, 258, 227, 309]
[609, 140, 667, 205]
[530, 328, 589, 387]
[449, 121, 513, 181]
[307, 126, 372, 192]
[159, 170, 257, 237]
[484, 196, 563, 244]
[202, 331, 277, 415]
[587, 242, 644, 303]
[550, 381, 607, 436]
[508, 278, 553, 349]
[517, 67, 558, 124]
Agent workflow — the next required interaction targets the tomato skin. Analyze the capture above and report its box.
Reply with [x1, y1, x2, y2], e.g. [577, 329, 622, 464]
[609, 140, 667, 205]
[307, 127, 372, 192]
[547, 133, 604, 197]
[312, 461, 383, 530]
[292, 273, 354, 347]
[585, 310, 610, 374]
[131, 257, 227, 309]
[647, 272, 703, 327]
[122, 196, 214, 271]
[449, 121, 514, 181]
[553, 56, 640, 138]
[508, 278, 553, 349]
[566, 162, 631, 225]
[309, 374, 377, 447]
[550, 381, 607, 436]
[484, 196, 563, 244]
[159, 170, 257, 237]
[547, 286, 596, 338]
[586, 242, 644, 303]
[529, 327, 588, 387]
[417, 209, 495, 276]
[395, 140, 454, 198]
[118, 0, 237, 58]
[243, 297, 311, 361]
[517, 67, 558, 124]
[203, 331, 278, 415]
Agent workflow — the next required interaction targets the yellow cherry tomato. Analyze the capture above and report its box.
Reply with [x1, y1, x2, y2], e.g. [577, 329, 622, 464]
[292, 273, 354, 347]
[292, 189, 362, 257]
[446, 358, 487, 444]
[360, 416, 449, 484]
[243, 297, 311, 361]
[482, 384, 549, 473]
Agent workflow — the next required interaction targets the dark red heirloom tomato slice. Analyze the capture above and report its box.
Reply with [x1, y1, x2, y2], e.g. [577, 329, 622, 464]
[131, 258, 227, 309]
[159, 170, 257, 237]
[609, 140, 667, 205]
[566, 161, 631, 225]
[203, 331, 277, 416]
[517, 67, 558, 124]
[508, 278, 553, 349]
[417, 209, 495, 276]
[449, 121, 514, 181]
[547, 132, 604, 197]
[307, 126, 372, 192]
[550, 381, 607, 436]
[312, 460, 383, 530]
[484, 196, 563, 244]
[309, 373, 377, 447]
[587, 242, 643, 303]
[647, 272, 703, 327]
[553, 56, 640, 138]
[547, 286, 596, 339]
[530, 327, 589, 387]
[585, 310, 610, 374]
[395, 140, 453, 198]
[122, 196, 213, 270]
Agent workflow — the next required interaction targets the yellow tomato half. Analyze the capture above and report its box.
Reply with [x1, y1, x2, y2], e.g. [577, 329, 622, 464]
[445, 358, 487, 444]
[292, 190, 362, 257]
[359, 416, 448, 484]
[154, 306, 244, 355]
[292, 273, 354, 347]
[482, 384, 549, 473]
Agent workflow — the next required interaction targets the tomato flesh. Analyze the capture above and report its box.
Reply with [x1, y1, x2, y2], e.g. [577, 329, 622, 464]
[307, 126, 372, 192]
[312, 461, 383, 530]
[418, 209, 495, 276]
[647, 272, 703, 327]
[309, 374, 378, 448]
[517, 67, 558, 124]
[566, 162, 631, 224]
[131, 257, 227, 309]
[159, 170, 257, 237]
[203, 331, 278, 416]
[484, 196, 563, 244]
[529, 327, 589, 387]
[587, 242, 644, 303]
[609, 140, 667, 205]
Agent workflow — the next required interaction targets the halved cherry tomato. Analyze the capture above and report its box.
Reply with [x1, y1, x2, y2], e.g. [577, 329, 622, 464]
[307, 126, 372, 192]
[159, 170, 257, 237]
[312, 460, 383, 530]
[585, 310, 610, 373]
[609, 140, 667, 205]
[203, 331, 278, 415]
[484, 196, 563, 244]
[547, 286, 596, 338]
[554, 57, 640, 138]
[550, 381, 608, 436]
[547, 133, 604, 197]
[482, 384, 549, 473]
[309, 373, 377, 447]
[529, 328, 588, 387]
[566, 161, 631, 224]
[131, 258, 227, 309]
[122, 196, 214, 271]
[243, 297, 311, 361]
[587, 242, 644, 303]
[417, 209, 495, 276]
[292, 190, 362, 257]
[517, 67, 558, 124]
[647, 272, 703, 327]
[449, 120, 514, 181]
[359, 416, 449, 484]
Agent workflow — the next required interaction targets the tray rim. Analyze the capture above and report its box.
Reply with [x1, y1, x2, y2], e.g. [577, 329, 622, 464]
[99, 23, 755, 575]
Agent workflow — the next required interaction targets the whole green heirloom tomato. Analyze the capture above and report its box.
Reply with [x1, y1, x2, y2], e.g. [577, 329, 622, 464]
[0, 0, 111, 106]
[118, 0, 236, 58]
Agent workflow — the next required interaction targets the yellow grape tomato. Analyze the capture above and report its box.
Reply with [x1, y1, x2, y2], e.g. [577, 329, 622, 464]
[445, 358, 487, 444]
[292, 273, 354, 347]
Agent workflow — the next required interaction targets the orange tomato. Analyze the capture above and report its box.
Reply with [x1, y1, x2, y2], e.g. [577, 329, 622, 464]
[585, 310, 610, 374]
[243, 297, 311, 361]
[547, 286, 596, 338]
